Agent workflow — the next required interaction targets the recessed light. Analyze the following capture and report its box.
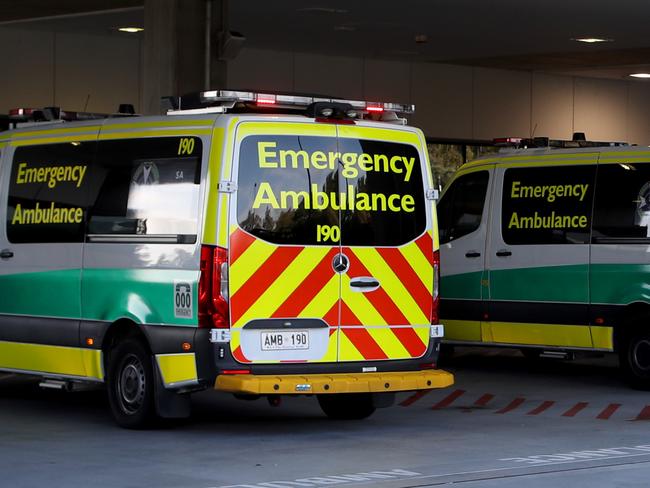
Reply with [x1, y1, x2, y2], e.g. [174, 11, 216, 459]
[118, 27, 144, 33]
[572, 37, 612, 43]
[630, 73, 650, 79]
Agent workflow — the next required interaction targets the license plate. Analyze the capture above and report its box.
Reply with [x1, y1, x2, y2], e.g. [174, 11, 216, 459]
[261, 330, 309, 351]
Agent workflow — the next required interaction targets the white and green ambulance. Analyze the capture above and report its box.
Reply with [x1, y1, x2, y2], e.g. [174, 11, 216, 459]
[0, 93, 452, 428]
[438, 136, 650, 388]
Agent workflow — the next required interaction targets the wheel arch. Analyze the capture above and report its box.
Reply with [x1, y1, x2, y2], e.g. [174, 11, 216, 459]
[102, 319, 151, 370]
[614, 301, 650, 352]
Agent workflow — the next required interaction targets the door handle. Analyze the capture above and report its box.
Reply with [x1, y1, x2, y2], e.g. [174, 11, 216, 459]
[350, 277, 380, 292]
[496, 249, 512, 257]
[0, 249, 14, 259]
[465, 251, 481, 258]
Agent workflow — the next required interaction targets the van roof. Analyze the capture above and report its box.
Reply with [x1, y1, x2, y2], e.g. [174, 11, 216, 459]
[460, 144, 650, 171]
[2, 90, 417, 135]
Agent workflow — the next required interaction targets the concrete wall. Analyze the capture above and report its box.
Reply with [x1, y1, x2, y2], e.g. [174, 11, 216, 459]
[0, 27, 141, 115]
[2, 28, 650, 145]
[230, 48, 650, 145]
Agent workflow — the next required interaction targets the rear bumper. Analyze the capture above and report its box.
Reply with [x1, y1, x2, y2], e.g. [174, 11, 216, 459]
[215, 369, 454, 395]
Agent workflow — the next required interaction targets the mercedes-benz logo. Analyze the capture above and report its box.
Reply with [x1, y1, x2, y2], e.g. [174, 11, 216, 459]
[332, 253, 350, 274]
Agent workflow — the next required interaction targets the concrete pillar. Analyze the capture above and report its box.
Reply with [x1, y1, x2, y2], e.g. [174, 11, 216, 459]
[143, 0, 227, 115]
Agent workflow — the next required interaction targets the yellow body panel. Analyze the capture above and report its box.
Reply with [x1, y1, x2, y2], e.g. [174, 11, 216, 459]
[590, 326, 614, 350]
[215, 369, 454, 395]
[488, 322, 593, 348]
[155, 353, 198, 388]
[0, 341, 103, 380]
[444, 320, 482, 342]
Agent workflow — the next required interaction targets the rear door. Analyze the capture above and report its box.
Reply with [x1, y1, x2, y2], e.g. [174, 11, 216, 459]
[336, 124, 433, 362]
[229, 121, 341, 364]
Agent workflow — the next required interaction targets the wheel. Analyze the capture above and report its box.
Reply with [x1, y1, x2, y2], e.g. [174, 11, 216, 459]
[107, 339, 157, 428]
[317, 393, 376, 420]
[620, 330, 650, 390]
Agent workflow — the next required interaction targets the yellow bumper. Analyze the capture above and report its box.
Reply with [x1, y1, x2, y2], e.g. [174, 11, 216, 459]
[215, 369, 454, 395]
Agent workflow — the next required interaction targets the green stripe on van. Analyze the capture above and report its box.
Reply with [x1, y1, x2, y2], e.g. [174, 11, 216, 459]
[0, 268, 198, 326]
[590, 263, 650, 305]
[82, 268, 198, 325]
[0, 269, 80, 317]
[488, 264, 589, 302]
[440, 271, 484, 300]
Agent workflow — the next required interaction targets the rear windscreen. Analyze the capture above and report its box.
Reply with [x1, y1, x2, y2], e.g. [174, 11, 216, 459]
[237, 135, 426, 246]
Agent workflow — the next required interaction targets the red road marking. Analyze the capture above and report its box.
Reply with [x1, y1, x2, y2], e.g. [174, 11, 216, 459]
[562, 402, 589, 417]
[635, 405, 650, 421]
[431, 389, 465, 410]
[474, 394, 495, 407]
[596, 403, 621, 420]
[527, 401, 555, 415]
[400, 390, 431, 407]
[495, 397, 525, 414]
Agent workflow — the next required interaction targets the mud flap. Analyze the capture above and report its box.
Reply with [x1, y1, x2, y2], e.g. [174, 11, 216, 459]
[153, 359, 191, 419]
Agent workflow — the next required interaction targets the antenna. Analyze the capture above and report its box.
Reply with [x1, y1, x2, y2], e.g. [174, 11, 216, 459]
[83, 94, 91, 111]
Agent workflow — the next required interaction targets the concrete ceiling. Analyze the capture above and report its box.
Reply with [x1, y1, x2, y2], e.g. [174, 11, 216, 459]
[2, 0, 650, 81]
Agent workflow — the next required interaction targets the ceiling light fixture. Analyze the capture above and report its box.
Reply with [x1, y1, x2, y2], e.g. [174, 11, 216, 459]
[572, 37, 612, 43]
[629, 73, 650, 79]
[118, 27, 144, 33]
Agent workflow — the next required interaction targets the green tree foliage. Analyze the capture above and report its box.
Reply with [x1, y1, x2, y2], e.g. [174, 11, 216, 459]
[428, 143, 498, 190]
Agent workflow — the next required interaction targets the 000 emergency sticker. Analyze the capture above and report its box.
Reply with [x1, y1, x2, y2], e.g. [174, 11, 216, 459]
[174, 280, 193, 318]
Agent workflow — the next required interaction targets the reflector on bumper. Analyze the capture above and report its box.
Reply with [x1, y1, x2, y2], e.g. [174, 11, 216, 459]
[215, 369, 454, 395]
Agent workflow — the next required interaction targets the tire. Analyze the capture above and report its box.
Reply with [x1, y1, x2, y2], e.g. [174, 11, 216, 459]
[107, 339, 157, 429]
[620, 330, 650, 390]
[317, 393, 376, 420]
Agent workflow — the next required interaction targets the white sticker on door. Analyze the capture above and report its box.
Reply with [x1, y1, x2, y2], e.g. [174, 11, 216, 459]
[174, 280, 193, 318]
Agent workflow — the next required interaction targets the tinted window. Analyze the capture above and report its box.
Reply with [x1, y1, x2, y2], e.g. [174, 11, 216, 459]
[592, 162, 650, 242]
[87, 137, 201, 237]
[502, 165, 595, 245]
[438, 171, 489, 244]
[7, 141, 95, 243]
[237, 135, 425, 246]
[237, 135, 339, 245]
[338, 138, 425, 246]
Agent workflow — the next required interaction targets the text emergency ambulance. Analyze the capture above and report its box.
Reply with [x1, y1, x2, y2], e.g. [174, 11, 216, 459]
[0, 92, 453, 428]
[438, 134, 650, 389]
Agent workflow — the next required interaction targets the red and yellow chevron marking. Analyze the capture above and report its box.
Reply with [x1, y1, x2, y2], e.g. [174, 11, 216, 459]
[338, 233, 433, 361]
[229, 228, 339, 363]
[228, 228, 434, 364]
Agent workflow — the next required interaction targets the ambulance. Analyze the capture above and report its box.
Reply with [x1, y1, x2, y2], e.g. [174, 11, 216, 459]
[438, 135, 650, 389]
[0, 91, 453, 428]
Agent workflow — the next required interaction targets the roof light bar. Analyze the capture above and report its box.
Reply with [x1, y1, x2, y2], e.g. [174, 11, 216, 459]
[9, 108, 36, 118]
[190, 90, 415, 115]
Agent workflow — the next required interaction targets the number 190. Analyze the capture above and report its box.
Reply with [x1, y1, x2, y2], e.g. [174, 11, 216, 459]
[316, 225, 340, 243]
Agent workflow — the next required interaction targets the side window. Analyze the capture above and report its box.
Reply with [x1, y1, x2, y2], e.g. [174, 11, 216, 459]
[87, 137, 202, 241]
[437, 171, 489, 244]
[501, 165, 595, 245]
[592, 162, 650, 242]
[7, 141, 95, 243]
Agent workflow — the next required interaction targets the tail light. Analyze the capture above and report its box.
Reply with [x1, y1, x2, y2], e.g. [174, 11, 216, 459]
[432, 250, 440, 325]
[198, 245, 229, 328]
